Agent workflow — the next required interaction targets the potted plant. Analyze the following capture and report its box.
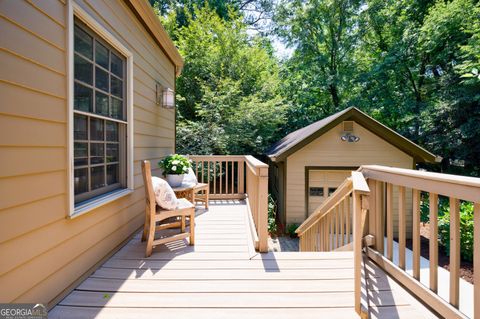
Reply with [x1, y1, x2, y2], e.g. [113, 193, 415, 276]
[158, 154, 192, 187]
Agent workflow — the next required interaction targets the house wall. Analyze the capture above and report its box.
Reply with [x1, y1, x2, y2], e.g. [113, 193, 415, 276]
[285, 122, 414, 236]
[0, 0, 175, 306]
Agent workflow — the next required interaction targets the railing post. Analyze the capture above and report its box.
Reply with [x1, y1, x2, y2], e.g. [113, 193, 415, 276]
[238, 159, 245, 195]
[474, 202, 480, 319]
[257, 166, 269, 252]
[353, 190, 363, 316]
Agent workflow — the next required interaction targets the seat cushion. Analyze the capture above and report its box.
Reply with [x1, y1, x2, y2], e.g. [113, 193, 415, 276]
[151, 176, 178, 210]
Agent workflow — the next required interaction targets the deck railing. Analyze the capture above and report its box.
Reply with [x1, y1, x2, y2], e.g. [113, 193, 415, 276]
[188, 155, 268, 252]
[297, 165, 480, 318]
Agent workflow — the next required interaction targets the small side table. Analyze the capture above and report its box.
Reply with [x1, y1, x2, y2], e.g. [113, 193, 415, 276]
[172, 184, 195, 203]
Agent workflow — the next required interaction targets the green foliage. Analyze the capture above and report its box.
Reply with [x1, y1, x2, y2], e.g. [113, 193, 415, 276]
[153, 0, 480, 177]
[286, 223, 299, 238]
[274, 0, 480, 176]
[437, 201, 474, 262]
[163, 5, 286, 156]
[268, 194, 277, 234]
[421, 195, 474, 262]
[158, 154, 192, 175]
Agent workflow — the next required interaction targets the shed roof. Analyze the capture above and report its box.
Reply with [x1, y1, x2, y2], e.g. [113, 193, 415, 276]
[267, 107, 438, 163]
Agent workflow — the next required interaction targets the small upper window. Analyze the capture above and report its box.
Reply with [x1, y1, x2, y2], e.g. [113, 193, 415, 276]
[328, 187, 337, 196]
[73, 19, 127, 204]
[310, 187, 324, 197]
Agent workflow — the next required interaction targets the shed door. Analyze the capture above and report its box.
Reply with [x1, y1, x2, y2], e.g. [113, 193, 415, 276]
[307, 170, 351, 216]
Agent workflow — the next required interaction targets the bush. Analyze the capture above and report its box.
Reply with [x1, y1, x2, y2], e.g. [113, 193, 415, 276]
[286, 223, 299, 238]
[437, 201, 474, 262]
[268, 194, 277, 234]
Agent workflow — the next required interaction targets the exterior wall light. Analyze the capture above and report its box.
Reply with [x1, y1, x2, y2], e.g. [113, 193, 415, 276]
[156, 82, 175, 109]
[341, 133, 360, 143]
[162, 87, 175, 109]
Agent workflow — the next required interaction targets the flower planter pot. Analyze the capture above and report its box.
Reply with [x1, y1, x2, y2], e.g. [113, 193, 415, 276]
[166, 174, 185, 187]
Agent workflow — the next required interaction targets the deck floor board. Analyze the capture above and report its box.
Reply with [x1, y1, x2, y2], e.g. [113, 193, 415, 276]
[49, 200, 438, 319]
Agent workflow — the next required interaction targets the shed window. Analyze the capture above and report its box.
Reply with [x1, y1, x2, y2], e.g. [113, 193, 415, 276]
[328, 187, 337, 196]
[73, 19, 127, 204]
[309, 187, 324, 197]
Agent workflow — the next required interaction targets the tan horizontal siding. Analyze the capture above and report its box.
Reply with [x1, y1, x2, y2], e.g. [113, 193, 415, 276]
[0, 0, 176, 307]
[0, 170, 66, 210]
[27, 0, 66, 28]
[0, 114, 66, 147]
[0, 18, 65, 73]
[0, 49, 66, 97]
[0, 81, 66, 122]
[0, 0, 65, 50]
[0, 147, 66, 178]
[0, 195, 66, 244]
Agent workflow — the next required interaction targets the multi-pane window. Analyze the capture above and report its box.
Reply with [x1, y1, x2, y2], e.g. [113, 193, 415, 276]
[73, 19, 127, 204]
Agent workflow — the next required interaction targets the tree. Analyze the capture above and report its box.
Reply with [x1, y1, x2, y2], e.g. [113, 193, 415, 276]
[165, 6, 286, 155]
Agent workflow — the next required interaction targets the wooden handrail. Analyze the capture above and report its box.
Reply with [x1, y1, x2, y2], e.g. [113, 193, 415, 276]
[361, 165, 480, 202]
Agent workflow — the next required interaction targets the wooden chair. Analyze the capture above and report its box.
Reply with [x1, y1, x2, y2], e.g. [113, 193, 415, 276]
[141, 160, 195, 257]
[193, 183, 209, 209]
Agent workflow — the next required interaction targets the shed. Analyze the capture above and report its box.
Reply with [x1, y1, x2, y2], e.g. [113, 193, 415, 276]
[267, 107, 438, 231]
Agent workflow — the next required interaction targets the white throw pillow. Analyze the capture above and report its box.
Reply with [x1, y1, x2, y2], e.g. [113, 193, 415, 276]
[151, 176, 178, 210]
[182, 167, 198, 187]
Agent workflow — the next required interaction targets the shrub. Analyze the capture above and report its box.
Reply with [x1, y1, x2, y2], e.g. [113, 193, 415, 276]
[287, 223, 299, 238]
[268, 194, 277, 234]
[437, 201, 474, 262]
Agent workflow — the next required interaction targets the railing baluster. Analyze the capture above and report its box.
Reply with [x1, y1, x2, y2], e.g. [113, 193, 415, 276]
[399, 186, 406, 270]
[345, 196, 350, 245]
[231, 161, 234, 194]
[429, 193, 438, 293]
[213, 161, 217, 194]
[207, 161, 210, 188]
[386, 183, 393, 261]
[335, 206, 339, 249]
[474, 202, 480, 319]
[226, 161, 229, 195]
[219, 161, 223, 195]
[340, 200, 344, 247]
[375, 181, 384, 254]
[449, 197, 460, 308]
[412, 189, 421, 280]
[327, 212, 331, 250]
[325, 217, 328, 250]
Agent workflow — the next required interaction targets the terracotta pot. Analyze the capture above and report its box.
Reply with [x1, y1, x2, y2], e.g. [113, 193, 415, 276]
[166, 174, 184, 187]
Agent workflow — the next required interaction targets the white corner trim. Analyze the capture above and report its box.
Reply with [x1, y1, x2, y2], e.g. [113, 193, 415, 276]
[66, 0, 135, 218]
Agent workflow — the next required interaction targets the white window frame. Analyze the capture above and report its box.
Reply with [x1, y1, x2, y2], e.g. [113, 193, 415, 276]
[67, 2, 134, 218]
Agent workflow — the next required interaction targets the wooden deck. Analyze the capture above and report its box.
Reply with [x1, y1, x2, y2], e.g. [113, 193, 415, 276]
[49, 200, 438, 318]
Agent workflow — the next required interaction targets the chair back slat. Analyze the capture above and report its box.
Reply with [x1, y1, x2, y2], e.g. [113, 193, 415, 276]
[141, 160, 156, 211]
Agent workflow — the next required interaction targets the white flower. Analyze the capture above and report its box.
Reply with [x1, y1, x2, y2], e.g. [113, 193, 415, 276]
[172, 160, 180, 165]
[172, 165, 177, 172]
[183, 167, 188, 172]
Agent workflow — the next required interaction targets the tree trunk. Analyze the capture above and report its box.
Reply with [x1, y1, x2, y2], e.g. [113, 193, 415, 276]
[329, 83, 340, 109]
